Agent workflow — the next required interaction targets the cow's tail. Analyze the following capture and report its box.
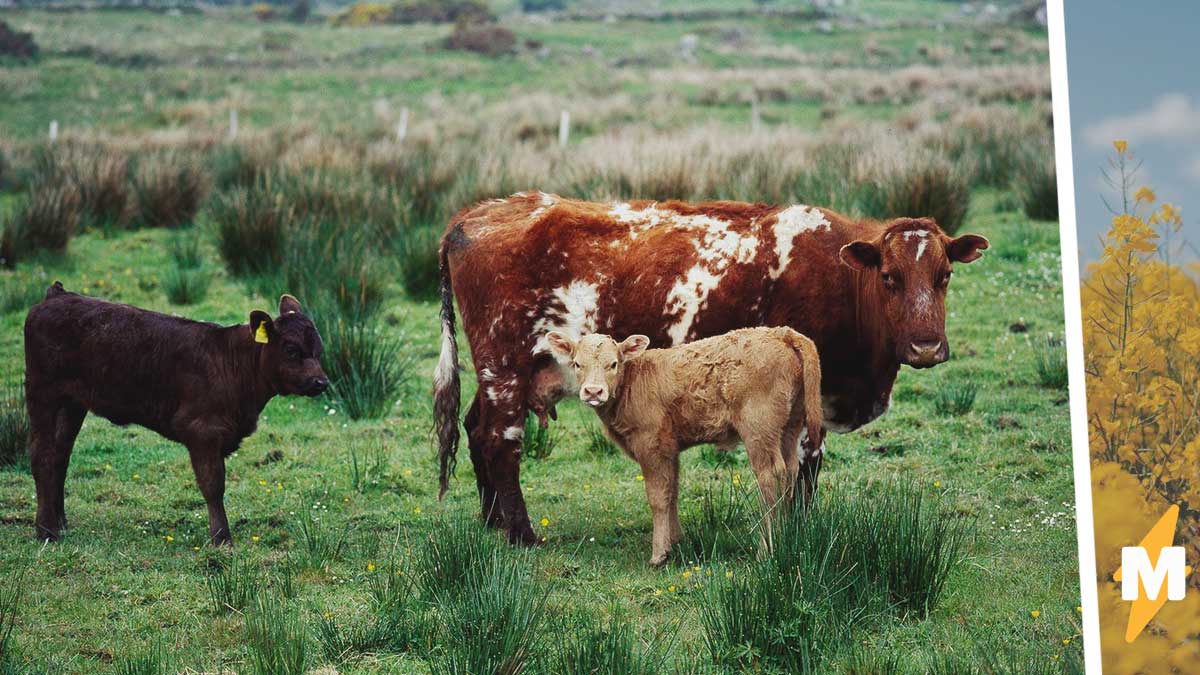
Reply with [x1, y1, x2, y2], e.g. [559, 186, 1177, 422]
[433, 238, 461, 501]
[783, 329, 824, 450]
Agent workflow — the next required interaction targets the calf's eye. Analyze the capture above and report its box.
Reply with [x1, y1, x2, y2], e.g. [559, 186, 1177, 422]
[607, 362, 618, 370]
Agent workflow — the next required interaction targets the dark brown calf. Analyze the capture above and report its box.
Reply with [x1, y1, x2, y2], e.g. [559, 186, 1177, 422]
[23, 284, 328, 545]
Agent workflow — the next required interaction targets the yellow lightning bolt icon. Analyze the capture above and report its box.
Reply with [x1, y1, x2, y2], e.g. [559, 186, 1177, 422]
[1113, 505, 1192, 642]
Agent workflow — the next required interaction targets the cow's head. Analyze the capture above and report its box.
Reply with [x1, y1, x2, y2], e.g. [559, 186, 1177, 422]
[249, 295, 329, 397]
[545, 331, 650, 407]
[839, 218, 988, 369]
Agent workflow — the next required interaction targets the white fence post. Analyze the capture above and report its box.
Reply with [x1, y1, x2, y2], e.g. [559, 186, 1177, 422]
[751, 98, 761, 134]
[48, 120, 59, 143]
[558, 109, 570, 147]
[396, 106, 409, 143]
[228, 109, 239, 141]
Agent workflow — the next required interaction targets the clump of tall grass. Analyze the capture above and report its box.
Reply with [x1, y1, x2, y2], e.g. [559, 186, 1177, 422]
[933, 380, 978, 416]
[314, 558, 420, 662]
[205, 554, 263, 614]
[424, 552, 547, 675]
[0, 569, 22, 668]
[0, 385, 29, 470]
[551, 612, 672, 675]
[414, 515, 501, 599]
[0, 275, 42, 315]
[395, 225, 441, 300]
[72, 152, 132, 230]
[245, 595, 308, 675]
[1, 179, 81, 267]
[113, 643, 167, 675]
[857, 149, 971, 235]
[131, 154, 209, 229]
[314, 306, 410, 420]
[163, 266, 210, 305]
[584, 423, 618, 455]
[210, 181, 291, 278]
[522, 412, 562, 460]
[1034, 334, 1068, 389]
[1015, 148, 1059, 221]
[700, 480, 971, 670]
[679, 478, 756, 562]
[289, 508, 353, 570]
[348, 437, 390, 493]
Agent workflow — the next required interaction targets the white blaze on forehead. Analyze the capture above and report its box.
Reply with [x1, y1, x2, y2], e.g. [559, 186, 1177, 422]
[531, 279, 601, 354]
[901, 229, 932, 261]
[770, 205, 830, 280]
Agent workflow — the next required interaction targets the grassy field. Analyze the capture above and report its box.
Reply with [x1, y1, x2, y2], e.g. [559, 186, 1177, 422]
[0, 2, 1082, 673]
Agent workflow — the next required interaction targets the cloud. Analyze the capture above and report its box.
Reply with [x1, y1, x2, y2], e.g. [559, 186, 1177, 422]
[1084, 94, 1200, 148]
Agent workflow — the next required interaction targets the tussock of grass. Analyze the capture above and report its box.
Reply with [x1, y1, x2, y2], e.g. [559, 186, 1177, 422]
[1016, 147, 1059, 222]
[113, 642, 166, 675]
[315, 307, 410, 420]
[162, 265, 210, 305]
[1035, 335, 1068, 389]
[857, 148, 971, 235]
[289, 509, 353, 570]
[700, 480, 972, 671]
[315, 559, 420, 663]
[522, 412, 562, 460]
[395, 225, 441, 301]
[414, 515, 501, 599]
[584, 423, 618, 456]
[933, 380, 978, 416]
[245, 595, 308, 675]
[424, 552, 547, 675]
[0, 275, 42, 315]
[679, 478, 756, 562]
[204, 555, 263, 614]
[1, 178, 80, 267]
[0, 569, 22, 667]
[132, 153, 208, 229]
[0, 385, 29, 470]
[552, 611, 672, 675]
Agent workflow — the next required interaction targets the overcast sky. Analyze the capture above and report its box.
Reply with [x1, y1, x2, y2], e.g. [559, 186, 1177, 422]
[1064, 1, 1200, 260]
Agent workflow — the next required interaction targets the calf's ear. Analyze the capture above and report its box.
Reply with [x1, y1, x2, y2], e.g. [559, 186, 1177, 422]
[619, 335, 650, 360]
[545, 331, 575, 359]
[279, 294, 303, 315]
[839, 241, 881, 270]
[945, 234, 989, 263]
[249, 310, 276, 345]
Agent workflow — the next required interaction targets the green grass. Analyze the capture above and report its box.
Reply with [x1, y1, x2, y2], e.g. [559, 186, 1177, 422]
[0, 4, 1078, 674]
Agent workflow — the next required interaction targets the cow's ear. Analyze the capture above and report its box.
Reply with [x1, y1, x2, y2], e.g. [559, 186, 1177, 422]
[839, 241, 881, 270]
[946, 234, 989, 263]
[619, 335, 650, 360]
[546, 331, 575, 359]
[249, 310, 275, 345]
[279, 294, 303, 316]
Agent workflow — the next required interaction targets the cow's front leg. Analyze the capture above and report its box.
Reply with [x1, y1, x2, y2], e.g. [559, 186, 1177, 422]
[490, 437, 537, 546]
[187, 443, 232, 546]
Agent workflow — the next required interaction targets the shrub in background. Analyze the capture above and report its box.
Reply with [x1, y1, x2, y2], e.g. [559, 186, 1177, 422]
[393, 0, 495, 24]
[445, 22, 517, 57]
[0, 275, 44, 315]
[1, 179, 80, 268]
[1015, 147, 1059, 221]
[396, 225, 442, 300]
[211, 181, 290, 278]
[858, 149, 971, 235]
[132, 154, 209, 229]
[163, 265, 211, 305]
[74, 152, 132, 230]
[0, 21, 38, 61]
[520, 0, 564, 11]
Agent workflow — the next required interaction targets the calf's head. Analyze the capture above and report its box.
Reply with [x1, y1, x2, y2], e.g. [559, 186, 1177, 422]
[839, 218, 988, 369]
[249, 295, 329, 397]
[545, 331, 650, 407]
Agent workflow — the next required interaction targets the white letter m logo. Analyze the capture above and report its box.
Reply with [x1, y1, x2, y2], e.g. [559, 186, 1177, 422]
[1121, 546, 1186, 601]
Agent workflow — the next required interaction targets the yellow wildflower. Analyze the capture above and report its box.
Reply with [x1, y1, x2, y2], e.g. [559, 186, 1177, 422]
[1113, 140, 1127, 154]
[540, 517, 550, 527]
[1030, 610, 1040, 618]
[367, 563, 376, 572]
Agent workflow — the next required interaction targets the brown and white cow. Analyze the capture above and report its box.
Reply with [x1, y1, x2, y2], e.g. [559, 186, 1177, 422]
[545, 327, 824, 565]
[433, 192, 988, 545]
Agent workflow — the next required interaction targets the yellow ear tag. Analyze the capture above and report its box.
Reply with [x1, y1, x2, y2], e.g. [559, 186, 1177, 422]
[254, 321, 270, 344]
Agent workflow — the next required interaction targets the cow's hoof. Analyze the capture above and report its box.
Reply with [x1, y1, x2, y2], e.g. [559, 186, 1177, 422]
[648, 554, 669, 567]
[507, 526, 540, 547]
[35, 529, 61, 543]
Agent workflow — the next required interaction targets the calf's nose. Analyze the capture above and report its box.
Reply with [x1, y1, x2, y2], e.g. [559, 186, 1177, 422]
[581, 385, 607, 405]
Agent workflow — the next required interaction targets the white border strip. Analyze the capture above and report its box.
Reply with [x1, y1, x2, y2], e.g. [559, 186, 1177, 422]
[1046, 1, 1102, 671]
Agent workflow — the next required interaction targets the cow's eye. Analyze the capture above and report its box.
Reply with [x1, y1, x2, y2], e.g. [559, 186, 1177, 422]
[571, 362, 581, 370]
[939, 271, 952, 287]
[607, 361, 618, 370]
[284, 345, 302, 361]
[881, 272, 899, 288]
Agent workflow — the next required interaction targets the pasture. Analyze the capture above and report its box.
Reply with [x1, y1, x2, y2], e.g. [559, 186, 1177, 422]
[0, 1, 1081, 672]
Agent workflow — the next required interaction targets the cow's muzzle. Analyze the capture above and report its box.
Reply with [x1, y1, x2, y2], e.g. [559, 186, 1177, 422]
[581, 386, 607, 407]
[904, 339, 947, 368]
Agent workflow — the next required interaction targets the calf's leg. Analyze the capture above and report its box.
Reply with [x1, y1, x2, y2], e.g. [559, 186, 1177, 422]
[187, 446, 232, 546]
[29, 399, 85, 541]
[639, 452, 680, 566]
